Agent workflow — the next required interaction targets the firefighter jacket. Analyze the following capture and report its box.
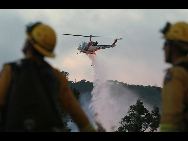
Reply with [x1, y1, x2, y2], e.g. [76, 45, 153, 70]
[0, 55, 95, 132]
[160, 56, 188, 132]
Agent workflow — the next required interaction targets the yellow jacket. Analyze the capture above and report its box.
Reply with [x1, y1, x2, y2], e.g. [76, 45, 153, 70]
[0, 55, 95, 132]
[160, 56, 188, 132]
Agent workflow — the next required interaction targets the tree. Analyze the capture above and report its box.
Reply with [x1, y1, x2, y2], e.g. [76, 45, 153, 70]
[61, 71, 69, 80]
[71, 87, 81, 100]
[149, 105, 160, 132]
[116, 99, 160, 132]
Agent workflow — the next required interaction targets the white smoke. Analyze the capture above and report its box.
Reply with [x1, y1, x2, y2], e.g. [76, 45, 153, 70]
[88, 54, 138, 132]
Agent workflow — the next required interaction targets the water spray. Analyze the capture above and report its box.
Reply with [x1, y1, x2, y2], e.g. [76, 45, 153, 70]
[88, 54, 138, 132]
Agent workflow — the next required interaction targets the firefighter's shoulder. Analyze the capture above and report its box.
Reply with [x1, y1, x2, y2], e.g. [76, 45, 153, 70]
[164, 66, 188, 85]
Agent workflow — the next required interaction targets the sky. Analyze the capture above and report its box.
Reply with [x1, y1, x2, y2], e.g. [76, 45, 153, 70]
[0, 9, 188, 87]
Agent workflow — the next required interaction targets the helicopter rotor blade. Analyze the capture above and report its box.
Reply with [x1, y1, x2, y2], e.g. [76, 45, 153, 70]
[63, 34, 84, 36]
[83, 35, 100, 37]
[72, 35, 83, 36]
[93, 36, 100, 37]
[62, 34, 121, 39]
[62, 34, 72, 35]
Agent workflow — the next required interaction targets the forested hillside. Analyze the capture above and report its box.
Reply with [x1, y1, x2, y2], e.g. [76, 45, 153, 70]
[68, 79, 162, 110]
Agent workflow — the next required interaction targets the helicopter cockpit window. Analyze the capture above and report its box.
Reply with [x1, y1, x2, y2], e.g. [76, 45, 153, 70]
[79, 42, 88, 48]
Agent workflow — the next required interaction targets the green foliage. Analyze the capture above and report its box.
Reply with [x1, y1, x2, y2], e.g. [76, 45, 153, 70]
[71, 87, 81, 100]
[61, 71, 69, 77]
[116, 99, 160, 132]
[149, 105, 160, 132]
[69, 79, 93, 93]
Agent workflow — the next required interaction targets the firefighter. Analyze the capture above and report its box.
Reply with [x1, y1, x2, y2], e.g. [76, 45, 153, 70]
[0, 22, 95, 132]
[160, 22, 188, 132]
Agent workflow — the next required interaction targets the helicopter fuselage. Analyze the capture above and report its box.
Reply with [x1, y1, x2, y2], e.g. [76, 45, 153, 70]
[77, 40, 117, 55]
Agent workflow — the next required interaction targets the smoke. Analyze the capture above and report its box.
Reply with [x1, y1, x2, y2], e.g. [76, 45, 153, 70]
[88, 54, 138, 132]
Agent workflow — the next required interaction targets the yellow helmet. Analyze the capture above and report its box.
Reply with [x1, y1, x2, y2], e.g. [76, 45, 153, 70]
[26, 22, 56, 58]
[161, 21, 188, 52]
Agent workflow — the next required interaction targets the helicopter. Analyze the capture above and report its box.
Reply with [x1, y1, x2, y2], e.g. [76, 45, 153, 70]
[62, 34, 122, 55]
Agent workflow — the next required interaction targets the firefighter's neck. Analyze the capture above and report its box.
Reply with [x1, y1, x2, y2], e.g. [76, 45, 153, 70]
[24, 45, 44, 60]
[171, 50, 184, 65]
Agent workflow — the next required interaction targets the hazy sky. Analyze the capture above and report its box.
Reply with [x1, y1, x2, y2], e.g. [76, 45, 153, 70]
[0, 9, 188, 87]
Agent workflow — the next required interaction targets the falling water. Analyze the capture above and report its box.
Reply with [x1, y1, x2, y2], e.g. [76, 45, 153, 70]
[88, 54, 138, 132]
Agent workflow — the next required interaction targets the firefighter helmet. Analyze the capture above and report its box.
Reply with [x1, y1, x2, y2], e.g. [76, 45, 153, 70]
[161, 22, 188, 53]
[26, 22, 56, 58]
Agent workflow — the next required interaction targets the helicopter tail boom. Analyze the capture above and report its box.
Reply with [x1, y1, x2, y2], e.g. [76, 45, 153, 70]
[112, 38, 122, 45]
[112, 39, 117, 45]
